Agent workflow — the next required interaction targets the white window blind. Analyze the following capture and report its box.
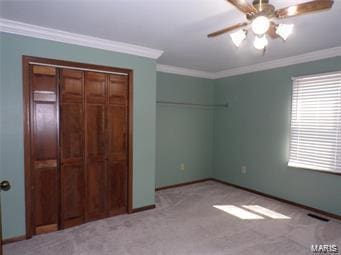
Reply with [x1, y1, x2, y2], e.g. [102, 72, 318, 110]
[289, 71, 341, 174]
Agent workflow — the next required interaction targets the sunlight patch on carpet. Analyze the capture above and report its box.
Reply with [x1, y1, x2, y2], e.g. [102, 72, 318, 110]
[242, 205, 291, 219]
[213, 205, 264, 220]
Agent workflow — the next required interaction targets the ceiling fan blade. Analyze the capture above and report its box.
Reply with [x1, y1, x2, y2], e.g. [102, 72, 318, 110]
[227, 0, 257, 14]
[267, 22, 279, 39]
[207, 22, 248, 38]
[275, 0, 334, 19]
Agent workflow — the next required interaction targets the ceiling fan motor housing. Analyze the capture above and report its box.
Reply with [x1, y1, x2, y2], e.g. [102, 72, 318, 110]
[248, 0, 275, 20]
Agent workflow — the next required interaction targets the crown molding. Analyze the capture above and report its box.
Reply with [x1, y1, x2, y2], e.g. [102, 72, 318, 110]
[1, 18, 339, 77]
[0, 18, 164, 59]
[157, 47, 341, 79]
[156, 64, 215, 79]
[214, 46, 341, 79]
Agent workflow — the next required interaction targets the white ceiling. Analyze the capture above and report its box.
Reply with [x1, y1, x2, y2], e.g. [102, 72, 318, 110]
[1, 0, 341, 73]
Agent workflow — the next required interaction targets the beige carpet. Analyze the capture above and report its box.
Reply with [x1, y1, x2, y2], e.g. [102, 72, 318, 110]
[4, 181, 341, 255]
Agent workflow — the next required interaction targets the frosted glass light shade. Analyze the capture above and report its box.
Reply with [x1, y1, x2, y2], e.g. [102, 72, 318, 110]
[230, 30, 247, 47]
[251, 16, 270, 35]
[276, 24, 294, 40]
[253, 35, 268, 50]
[287, 6, 298, 16]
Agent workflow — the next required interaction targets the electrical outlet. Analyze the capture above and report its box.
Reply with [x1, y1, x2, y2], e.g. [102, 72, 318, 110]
[180, 163, 185, 171]
[241, 165, 247, 174]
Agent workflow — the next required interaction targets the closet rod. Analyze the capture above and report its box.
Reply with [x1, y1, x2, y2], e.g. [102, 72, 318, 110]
[29, 62, 128, 76]
[156, 100, 228, 108]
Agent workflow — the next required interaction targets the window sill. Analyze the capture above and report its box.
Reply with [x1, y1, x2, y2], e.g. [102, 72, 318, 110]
[288, 164, 341, 176]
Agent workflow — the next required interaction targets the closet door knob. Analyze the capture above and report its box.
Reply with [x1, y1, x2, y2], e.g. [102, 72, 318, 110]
[0, 180, 11, 191]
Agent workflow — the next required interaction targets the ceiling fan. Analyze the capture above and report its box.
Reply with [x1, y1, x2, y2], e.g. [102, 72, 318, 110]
[208, 0, 334, 51]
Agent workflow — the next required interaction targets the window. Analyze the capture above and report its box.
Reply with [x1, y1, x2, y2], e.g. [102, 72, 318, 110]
[289, 71, 341, 174]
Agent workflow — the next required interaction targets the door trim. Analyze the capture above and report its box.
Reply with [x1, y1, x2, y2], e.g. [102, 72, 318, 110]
[23, 56, 134, 238]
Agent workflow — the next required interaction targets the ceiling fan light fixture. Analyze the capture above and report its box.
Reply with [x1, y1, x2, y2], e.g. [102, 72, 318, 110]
[207, 0, 334, 53]
[287, 6, 298, 16]
[276, 24, 294, 40]
[230, 29, 247, 47]
[251, 16, 270, 35]
[254, 35, 268, 50]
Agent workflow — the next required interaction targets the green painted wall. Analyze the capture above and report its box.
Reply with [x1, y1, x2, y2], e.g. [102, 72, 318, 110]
[0, 33, 3, 187]
[213, 57, 341, 216]
[0, 32, 156, 239]
[1, 30, 340, 240]
[156, 72, 214, 188]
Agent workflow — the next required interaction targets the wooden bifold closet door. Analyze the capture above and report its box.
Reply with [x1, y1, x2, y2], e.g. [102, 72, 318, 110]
[24, 57, 132, 237]
[107, 74, 128, 216]
[60, 69, 85, 228]
[30, 65, 59, 235]
[84, 72, 108, 220]
[84, 72, 129, 220]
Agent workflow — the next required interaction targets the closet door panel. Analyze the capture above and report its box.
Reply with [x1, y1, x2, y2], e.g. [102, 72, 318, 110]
[108, 75, 128, 105]
[107, 106, 127, 214]
[85, 72, 108, 220]
[60, 69, 84, 228]
[31, 66, 59, 234]
[60, 104, 83, 159]
[107, 105, 127, 161]
[60, 69, 83, 103]
[108, 161, 127, 215]
[33, 103, 58, 159]
[85, 72, 106, 104]
[60, 164, 84, 227]
[33, 167, 58, 233]
[87, 160, 107, 218]
[107, 74, 128, 214]
[86, 105, 106, 156]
